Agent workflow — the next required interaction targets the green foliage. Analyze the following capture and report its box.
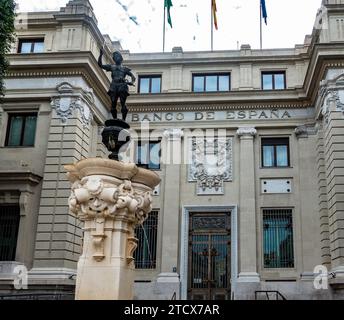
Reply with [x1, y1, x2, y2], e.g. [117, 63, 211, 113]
[0, 0, 16, 96]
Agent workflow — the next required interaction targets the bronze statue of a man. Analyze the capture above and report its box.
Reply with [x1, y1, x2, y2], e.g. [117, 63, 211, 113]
[98, 49, 136, 121]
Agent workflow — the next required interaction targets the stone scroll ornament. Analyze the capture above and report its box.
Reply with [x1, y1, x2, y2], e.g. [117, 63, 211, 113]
[67, 174, 152, 262]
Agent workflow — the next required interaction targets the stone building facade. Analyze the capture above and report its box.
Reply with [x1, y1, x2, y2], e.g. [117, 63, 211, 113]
[0, 0, 344, 300]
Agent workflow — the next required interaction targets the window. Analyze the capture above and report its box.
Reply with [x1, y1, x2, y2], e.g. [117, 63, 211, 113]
[18, 39, 44, 53]
[138, 75, 161, 93]
[261, 137, 289, 168]
[263, 209, 294, 268]
[193, 74, 230, 92]
[262, 72, 286, 90]
[0, 205, 20, 261]
[134, 211, 158, 269]
[136, 140, 161, 170]
[6, 113, 38, 147]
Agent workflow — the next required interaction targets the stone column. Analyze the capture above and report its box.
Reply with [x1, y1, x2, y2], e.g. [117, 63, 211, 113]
[236, 127, 260, 284]
[65, 158, 160, 300]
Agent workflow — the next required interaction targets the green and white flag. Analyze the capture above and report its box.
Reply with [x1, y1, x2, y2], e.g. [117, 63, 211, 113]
[164, 0, 173, 28]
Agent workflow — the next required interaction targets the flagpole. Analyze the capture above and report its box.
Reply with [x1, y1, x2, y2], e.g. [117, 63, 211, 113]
[260, 0, 263, 50]
[211, 0, 213, 51]
[163, 3, 166, 52]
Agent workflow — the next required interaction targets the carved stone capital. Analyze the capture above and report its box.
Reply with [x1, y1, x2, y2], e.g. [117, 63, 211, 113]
[65, 158, 160, 263]
[236, 127, 257, 138]
[163, 128, 184, 140]
[68, 176, 153, 261]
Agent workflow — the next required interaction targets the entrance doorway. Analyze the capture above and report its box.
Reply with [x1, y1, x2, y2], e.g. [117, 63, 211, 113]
[187, 212, 231, 300]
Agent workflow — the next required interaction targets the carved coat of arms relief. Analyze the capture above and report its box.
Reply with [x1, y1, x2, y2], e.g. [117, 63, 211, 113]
[188, 137, 233, 195]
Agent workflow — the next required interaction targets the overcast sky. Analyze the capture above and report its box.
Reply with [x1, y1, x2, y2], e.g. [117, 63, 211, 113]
[16, 0, 323, 53]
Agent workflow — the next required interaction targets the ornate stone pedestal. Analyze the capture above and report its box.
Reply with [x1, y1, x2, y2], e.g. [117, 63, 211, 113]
[65, 158, 160, 300]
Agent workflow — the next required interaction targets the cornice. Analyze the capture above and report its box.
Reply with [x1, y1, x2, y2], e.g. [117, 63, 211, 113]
[127, 101, 311, 113]
[124, 53, 308, 68]
[6, 52, 111, 110]
[303, 43, 344, 103]
[6, 69, 110, 110]
[126, 88, 311, 112]
[0, 171, 42, 185]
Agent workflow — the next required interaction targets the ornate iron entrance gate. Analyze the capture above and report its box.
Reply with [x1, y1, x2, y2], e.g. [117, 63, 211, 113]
[188, 212, 231, 300]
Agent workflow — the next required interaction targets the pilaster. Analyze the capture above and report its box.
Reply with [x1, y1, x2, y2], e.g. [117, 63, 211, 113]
[156, 129, 183, 287]
[236, 127, 260, 283]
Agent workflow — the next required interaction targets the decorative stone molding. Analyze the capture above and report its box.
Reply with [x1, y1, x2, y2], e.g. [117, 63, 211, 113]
[295, 125, 308, 137]
[19, 192, 30, 217]
[51, 82, 94, 127]
[188, 138, 233, 195]
[6, 70, 88, 78]
[317, 73, 344, 124]
[336, 91, 344, 113]
[322, 90, 340, 124]
[236, 127, 257, 138]
[68, 176, 153, 262]
[295, 124, 317, 138]
[126, 236, 138, 265]
[56, 82, 74, 94]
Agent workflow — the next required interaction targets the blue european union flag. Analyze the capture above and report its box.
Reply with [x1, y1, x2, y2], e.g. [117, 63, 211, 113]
[261, 0, 268, 25]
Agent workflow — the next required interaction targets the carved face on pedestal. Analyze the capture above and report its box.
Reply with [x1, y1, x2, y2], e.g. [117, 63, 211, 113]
[85, 178, 107, 213]
[88, 196, 107, 213]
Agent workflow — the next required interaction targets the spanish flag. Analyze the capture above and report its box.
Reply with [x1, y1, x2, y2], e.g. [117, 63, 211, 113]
[212, 0, 218, 30]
